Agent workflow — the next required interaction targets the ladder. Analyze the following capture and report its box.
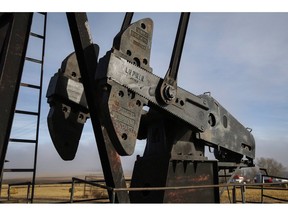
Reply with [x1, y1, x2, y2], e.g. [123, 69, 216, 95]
[2, 12, 47, 203]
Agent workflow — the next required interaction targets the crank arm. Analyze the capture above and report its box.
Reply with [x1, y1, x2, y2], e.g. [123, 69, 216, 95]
[159, 12, 190, 104]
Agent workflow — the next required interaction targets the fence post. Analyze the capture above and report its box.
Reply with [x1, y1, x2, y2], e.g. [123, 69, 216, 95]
[7, 185, 10, 201]
[240, 183, 246, 203]
[232, 185, 236, 203]
[112, 190, 116, 203]
[70, 178, 75, 203]
[83, 176, 87, 197]
[27, 182, 31, 202]
[261, 175, 264, 203]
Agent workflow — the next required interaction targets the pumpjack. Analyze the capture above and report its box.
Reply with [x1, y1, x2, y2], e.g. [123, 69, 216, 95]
[46, 13, 255, 203]
[0, 12, 255, 203]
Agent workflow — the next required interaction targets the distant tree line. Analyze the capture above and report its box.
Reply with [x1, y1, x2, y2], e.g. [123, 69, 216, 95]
[256, 157, 286, 176]
[241, 157, 287, 181]
[219, 157, 287, 183]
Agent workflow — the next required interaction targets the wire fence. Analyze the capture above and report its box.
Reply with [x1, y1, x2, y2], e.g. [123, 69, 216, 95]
[1, 175, 287, 203]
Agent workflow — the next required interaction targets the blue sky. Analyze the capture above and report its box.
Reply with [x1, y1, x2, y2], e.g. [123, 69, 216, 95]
[3, 10, 288, 179]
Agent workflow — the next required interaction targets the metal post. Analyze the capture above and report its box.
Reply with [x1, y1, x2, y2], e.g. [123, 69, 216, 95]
[30, 12, 47, 203]
[220, 166, 241, 196]
[232, 186, 236, 203]
[27, 182, 31, 202]
[66, 12, 130, 203]
[0, 167, 3, 198]
[70, 178, 75, 203]
[0, 13, 33, 189]
[166, 12, 190, 82]
[159, 13, 190, 104]
[7, 184, 10, 201]
[240, 184, 246, 203]
[112, 190, 116, 203]
[261, 184, 264, 203]
[120, 13, 134, 31]
[261, 174, 264, 203]
[83, 176, 87, 197]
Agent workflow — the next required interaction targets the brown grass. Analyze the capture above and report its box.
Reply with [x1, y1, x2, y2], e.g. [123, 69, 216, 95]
[220, 186, 288, 203]
[1, 183, 287, 203]
[0, 183, 109, 203]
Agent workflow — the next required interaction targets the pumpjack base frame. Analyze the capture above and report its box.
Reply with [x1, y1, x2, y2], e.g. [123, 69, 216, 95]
[130, 158, 220, 203]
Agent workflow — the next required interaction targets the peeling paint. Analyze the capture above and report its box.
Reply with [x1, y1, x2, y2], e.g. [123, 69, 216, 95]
[84, 21, 93, 44]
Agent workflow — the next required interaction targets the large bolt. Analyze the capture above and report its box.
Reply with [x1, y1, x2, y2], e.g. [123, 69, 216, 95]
[163, 85, 176, 101]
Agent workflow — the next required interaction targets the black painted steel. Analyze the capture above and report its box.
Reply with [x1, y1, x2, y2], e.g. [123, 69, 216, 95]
[0, 13, 33, 184]
[166, 12, 190, 84]
[159, 13, 190, 104]
[121, 12, 134, 31]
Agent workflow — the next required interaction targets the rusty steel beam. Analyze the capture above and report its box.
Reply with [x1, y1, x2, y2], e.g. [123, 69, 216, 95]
[66, 12, 130, 203]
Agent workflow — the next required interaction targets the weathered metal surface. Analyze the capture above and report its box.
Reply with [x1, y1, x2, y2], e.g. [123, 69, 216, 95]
[198, 93, 255, 164]
[96, 18, 153, 155]
[130, 108, 218, 203]
[46, 52, 89, 160]
[112, 18, 153, 72]
[0, 13, 33, 180]
[95, 15, 255, 165]
[95, 19, 209, 140]
[96, 52, 210, 133]
[95, 16, 207, 158]
[97, 82, 147, 155]
[129, 156, 170, 203]
[130, 158, 219, 203]
[164, 161, 219, 203]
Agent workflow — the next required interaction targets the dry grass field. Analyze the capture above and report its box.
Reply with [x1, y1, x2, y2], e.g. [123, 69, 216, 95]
[0, 183, 109, 203]
[220, 186, 288, 203]
[1, 181, 287, 203]
[0, 179, 110, 203]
